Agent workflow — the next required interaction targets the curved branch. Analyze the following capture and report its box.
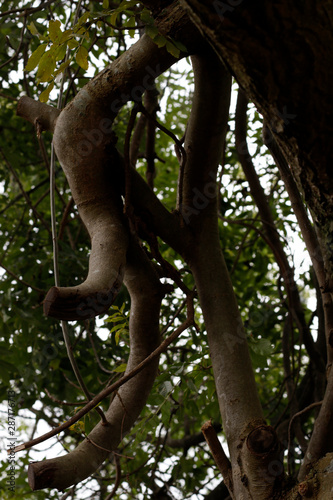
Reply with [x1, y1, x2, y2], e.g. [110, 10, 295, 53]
[28, 238, 165, 491]
[14, 302, 193, 456]
[298, 366, 333, 479]
[18, 5, 200, 319]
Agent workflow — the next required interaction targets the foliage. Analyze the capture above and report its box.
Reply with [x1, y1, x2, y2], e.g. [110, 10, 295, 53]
[0, 1, 323, 499]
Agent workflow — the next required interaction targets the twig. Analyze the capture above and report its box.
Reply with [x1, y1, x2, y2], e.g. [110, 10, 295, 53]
[104, 454, 121, 500]
[287, 400, 323, 475]
[0, 15, 27, 70]
[0, 177, 49, 215]
[88, 327, 113, 375]
[138, 102, 186, 210]
[201, 420, 233, 493]
[0, 262, 45, 294]
[124, 103, 140, 218]
[13, 305, 194, 454]
[0, 92, 18, 101]
[58, 197, 74, 241]
[0, 146, 51, 234]
[44, 387, 88, 407]
[0, 0, 59, 18]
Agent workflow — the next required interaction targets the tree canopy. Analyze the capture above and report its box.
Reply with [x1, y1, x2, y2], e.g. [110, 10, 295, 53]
[0, 1, 333, 499]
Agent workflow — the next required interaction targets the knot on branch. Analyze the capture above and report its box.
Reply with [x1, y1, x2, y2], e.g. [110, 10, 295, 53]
[246, 425, 279, 459]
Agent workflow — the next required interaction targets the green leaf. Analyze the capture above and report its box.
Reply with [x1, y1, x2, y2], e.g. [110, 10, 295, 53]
[54, 59, 70, 76]
[39, 81, 54, 103]
[0, 360, 16, 384]
[110, 11, 118, 27]
[49, 20, 62, 42]
[24, 43, 48, 72]
[172, 40, 187, 53]
[36, 48, 56, 82]
[75, 45, 89, 70]
[60, 29, 74, 43]
[68, 38, 79, 49]
[251, 337, 274, 356]
[159, 380, 173, 397]
[145, 25, 159, 39]
[165, 40, 180, 58]
[69, 420, 85, 433]
[187, 379, 198, 394]
[153, 35, 167, 48]
[117, 0, 138, 10]
[113, 363, 127, 373]
[55, 42, 67, 61]
[27, 22, 39, 36]
[140, 10, 154, 25]
[103, 0, 109, 8]
[76, 11, 90, 28]
[125, 16, 136, 38]
[115, 329, 121, 345]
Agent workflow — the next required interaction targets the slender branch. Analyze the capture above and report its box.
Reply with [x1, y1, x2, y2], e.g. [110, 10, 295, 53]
[0, 0, 60, 18]
[104, 454, 121, 500]
[124, 103, 140, 217]
[262, 120, 325, 286]
[288, 400, 323, 475]
[14, 311, 193, 456]
[0, 92, 18, 102]
[44, 387, 88, 407]
[0, 261, 45, 294]
[201, 421, 233, 493]
[58, 197, 75, 241]
[298, 364, 333, 479]
[0, 15, 27, 70]
[0, 146, 51, 234]
[235, 89, 324, 373]
[88, 328, 113, 375]
[144, 84, 159, 189]
[139, 102, 186, 172]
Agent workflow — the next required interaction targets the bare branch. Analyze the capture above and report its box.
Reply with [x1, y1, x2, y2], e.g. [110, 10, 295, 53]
[201, 421, 233, 492]
[17, 96, 60, 134]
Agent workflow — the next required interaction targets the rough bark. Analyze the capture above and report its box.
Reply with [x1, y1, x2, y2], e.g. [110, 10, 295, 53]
[179, 0, 333, 490]
[180, 0, 333, 293]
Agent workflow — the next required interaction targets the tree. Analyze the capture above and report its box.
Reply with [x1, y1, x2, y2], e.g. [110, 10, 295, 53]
[0, 0, 332, 498]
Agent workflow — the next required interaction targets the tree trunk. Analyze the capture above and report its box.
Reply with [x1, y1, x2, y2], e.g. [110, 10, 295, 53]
[180, 0, 333, 480]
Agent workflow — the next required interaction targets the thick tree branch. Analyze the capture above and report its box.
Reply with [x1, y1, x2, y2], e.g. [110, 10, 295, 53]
[28, 238, 165, 491]
[18, 5, 200, 319]
[17, 96, 60, 133]
[180, 0, 333, 287]
[180, 48, 282, 499]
